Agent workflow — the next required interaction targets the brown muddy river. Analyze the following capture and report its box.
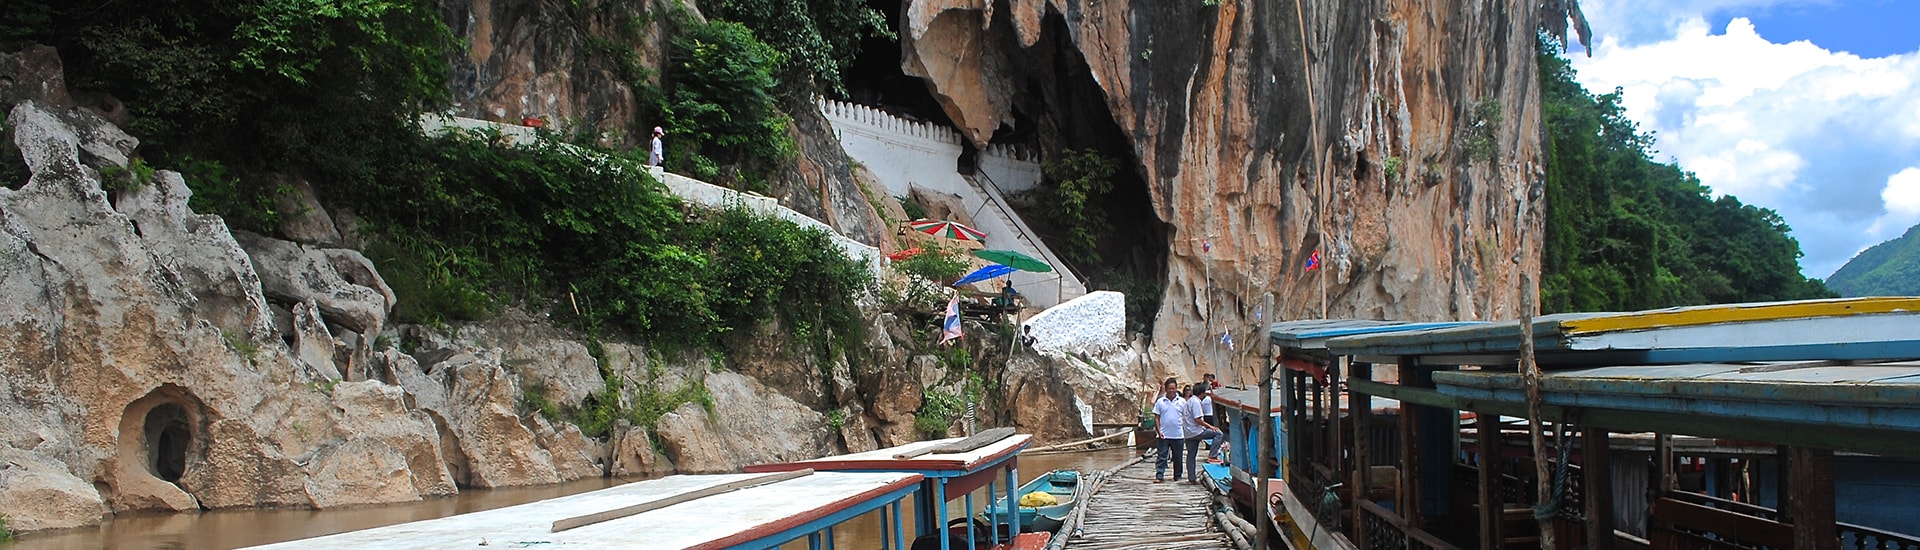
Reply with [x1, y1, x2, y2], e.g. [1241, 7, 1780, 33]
[12, 448, 1136, 549]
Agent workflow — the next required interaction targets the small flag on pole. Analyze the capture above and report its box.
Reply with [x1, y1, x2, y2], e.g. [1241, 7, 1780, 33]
[1304, 250, 1321, 272]
[1203, 239, 1212, 254]
[1220, 331, 1235, 350]
[938, 295, 964, 344]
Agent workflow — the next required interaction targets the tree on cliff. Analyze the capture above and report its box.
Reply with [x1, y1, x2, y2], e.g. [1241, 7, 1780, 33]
[1537, 41, 1835, 313]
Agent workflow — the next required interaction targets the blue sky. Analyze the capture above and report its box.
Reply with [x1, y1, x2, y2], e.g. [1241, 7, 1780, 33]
[1567, 0, 1920, 280]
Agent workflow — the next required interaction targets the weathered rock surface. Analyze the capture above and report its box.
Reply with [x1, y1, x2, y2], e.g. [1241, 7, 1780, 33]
[235, 231, 394, 336]
[653, 372, 833, 473]
[899, 0, 1549, 382]
[0, 98, 463, 530]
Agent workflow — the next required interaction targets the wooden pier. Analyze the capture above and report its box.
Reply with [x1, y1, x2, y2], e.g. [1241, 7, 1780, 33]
[1055, 454, 1236, 550]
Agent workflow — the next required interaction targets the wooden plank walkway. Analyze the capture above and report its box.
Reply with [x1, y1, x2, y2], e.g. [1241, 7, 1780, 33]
[1056, 453, 1236, 550]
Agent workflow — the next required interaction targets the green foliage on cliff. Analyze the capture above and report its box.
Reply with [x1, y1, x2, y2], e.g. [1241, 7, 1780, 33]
[1033, 149, 1120, 267]
[703, 0, 890, 97]
[662, 20, 795, 192]
[1826, 223, 1920, 297]
[1538, 41, 1834, 312]
[343, 130, 866, 359]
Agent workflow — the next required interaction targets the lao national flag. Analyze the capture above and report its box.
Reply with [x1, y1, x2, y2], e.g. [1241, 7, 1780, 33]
[1304, 250, 1321, 272]
[938, 295, 963, 344]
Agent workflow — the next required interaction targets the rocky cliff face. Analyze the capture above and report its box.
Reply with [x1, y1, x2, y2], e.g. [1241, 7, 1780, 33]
[0, 46, 1141, 534]
[898, 0, 1548, 380]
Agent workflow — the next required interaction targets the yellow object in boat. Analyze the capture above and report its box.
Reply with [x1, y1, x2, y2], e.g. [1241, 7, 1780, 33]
[1019, 492, 1058, 508]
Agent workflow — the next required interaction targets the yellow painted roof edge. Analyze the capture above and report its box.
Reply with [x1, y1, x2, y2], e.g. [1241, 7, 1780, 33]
[1559, 297, 1920, 336]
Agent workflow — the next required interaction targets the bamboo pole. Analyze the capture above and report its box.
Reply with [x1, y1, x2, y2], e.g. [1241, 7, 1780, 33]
[1254, 292, 1277, 550]
[1520, 273, 1555, 550]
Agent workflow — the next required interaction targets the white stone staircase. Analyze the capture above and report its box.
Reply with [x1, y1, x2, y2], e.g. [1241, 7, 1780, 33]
[818, 98, 1087, 308]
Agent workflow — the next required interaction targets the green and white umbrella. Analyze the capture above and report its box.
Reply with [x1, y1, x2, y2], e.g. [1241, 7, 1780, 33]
[972, 249, 1052, 272]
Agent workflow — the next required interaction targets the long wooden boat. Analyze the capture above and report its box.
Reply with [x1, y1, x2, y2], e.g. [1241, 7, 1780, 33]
[981, 469, 1078, 534]
[241, 470, 922, 550]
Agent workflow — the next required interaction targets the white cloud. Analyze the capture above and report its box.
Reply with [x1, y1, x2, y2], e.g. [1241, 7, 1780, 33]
[1868, 167, 1920, 237]
[1567, 7, 1920, 279]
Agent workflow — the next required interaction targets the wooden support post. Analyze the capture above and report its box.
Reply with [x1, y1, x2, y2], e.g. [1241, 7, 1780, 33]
[1329, 357, 1345, 485]
[1583, 428, 1615, 550]
[1398, 356, 1423, 540]
[1654, 433, 1674, 493]
[1775, 445, 1792, 516]
[1787, 446, 1837, 550]
[1352, 362, 1374, 550]
[1255, 293, 1276, 550]
[1477, 413, 1502, 550]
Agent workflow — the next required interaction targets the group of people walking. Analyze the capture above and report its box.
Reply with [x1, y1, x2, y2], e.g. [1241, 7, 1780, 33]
[1152, 374, 1225, 484]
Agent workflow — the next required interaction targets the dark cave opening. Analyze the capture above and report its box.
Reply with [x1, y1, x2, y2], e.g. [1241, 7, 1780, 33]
[1008, 11, 1169, 332]
[841, 0, 955, 129]
[838, 1, 1169, 331]
[144, 402, 192, 483]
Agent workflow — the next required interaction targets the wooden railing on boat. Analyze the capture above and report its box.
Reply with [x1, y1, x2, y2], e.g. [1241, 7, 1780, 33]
[1656, 491, 1920, 550]
[1360, 500, 1464, 550]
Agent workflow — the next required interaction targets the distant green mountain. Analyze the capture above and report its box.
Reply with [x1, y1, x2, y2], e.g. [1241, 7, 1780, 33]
[1828, 223, 1920, 297]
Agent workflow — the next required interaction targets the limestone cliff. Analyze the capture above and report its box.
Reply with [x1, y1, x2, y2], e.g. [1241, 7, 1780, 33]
[899, 0, 1550, 380]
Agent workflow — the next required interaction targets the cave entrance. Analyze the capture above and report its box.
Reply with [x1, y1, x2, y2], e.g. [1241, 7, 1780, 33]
[841, 0, 954, 127]
[144, 403, 192, 483]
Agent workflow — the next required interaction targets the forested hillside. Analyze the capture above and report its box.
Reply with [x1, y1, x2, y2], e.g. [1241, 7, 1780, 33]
[1538, 42, 1835, 313]
[1827, 223, 1920, 297]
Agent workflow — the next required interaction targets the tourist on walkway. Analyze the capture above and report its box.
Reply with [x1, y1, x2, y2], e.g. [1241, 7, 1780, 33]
[1195, 384, 1224, 463]
[1153, 379, 1188, 482]
[649, 126, 665, 167]
[1183, 384, 1222, 485]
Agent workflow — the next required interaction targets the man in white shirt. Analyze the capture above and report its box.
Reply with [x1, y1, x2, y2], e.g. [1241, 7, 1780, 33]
[1152, 379, 1189, 482]
[1183, 384, 1223, 485]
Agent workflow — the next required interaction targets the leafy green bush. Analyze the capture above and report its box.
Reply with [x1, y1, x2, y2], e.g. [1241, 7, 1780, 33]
[1032, 149, 1119, 266]
[325, 129, 865, 361]
[915, 388, 965, 436]
[1464, 97, 1502, 163]
[704, 0, 890, 97]
[663, 20, 794, 191]
[888, 246, 971, 312]
[897, 196, 929, 221]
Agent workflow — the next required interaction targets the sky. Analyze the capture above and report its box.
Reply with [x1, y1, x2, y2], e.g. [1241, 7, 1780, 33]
[1564, 0, 1920, 279]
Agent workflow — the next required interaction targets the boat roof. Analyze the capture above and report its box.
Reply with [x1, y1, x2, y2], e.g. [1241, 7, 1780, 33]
[745, 433, 1032, 477]
[1211, 385, 1285, 414]
[243, 471, 921, 550]
[1325, 297, 1920, 367]
[1212, 385, 1401, 415]
[1267, 319, 1481, 352]
[1357, 359, 1920, 458]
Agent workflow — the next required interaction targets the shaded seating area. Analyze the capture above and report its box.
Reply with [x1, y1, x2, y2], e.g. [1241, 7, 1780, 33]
[1261, 298, 1920, 550]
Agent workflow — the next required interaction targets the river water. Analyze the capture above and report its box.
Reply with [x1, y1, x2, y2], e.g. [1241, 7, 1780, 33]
[12, 448, 1135, 549]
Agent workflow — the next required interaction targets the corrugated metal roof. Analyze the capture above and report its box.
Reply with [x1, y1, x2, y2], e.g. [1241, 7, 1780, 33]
[1430, 361, 1920, 433]
[1324, 298, 1920, 367]
[1267, 319, 1483, 350]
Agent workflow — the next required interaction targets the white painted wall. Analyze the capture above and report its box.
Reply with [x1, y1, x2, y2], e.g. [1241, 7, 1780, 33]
[818, 99, 1084, 307]
[1023, 291, 1127, 357]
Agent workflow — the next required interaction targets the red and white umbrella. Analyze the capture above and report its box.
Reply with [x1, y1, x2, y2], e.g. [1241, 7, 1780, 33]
[908, 219, 987, 242]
